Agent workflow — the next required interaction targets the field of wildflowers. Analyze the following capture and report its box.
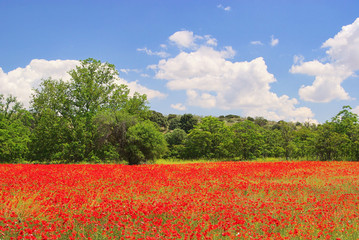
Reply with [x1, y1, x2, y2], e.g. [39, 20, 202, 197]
[1, 161, 359, 239]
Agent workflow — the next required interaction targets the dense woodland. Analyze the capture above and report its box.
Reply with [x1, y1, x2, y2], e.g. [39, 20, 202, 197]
[1, 58, 359, 164]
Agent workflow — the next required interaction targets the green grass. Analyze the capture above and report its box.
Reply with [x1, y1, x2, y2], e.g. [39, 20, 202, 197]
[154, 157, 288, 165]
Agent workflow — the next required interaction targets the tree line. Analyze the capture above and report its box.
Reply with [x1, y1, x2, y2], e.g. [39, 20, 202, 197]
[1, 58, 359, 164]
[161, 109, 359, 161]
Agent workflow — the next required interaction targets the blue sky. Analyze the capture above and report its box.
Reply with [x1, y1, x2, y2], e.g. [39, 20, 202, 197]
[1, 0, 359, 123]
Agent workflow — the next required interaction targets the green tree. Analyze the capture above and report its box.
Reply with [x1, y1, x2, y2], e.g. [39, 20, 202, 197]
[330, 106, 359, 160]
[231, 120, 264, 160]
[254, 117, 268, 127]
[278, 121, 295, 160]
[93, 110, 137, 162]
[332, 106, 358, 134]
[165, 128, 187, 158]
[168, 116, 181, 130]
[30, 108, 73, 161]
[30, 79, 74, 161]
[314, 122, 350, 161]
[292, 124, 316, 160]
[262, 128, 285, 158]
[125, 120, 168, 165]
[165, 128, 187, 147]
[149, 110, 168, 130]
[179, 114, 198, 133]
[0, 95, 32, 162]
[30, 58, 149, 162]
[184, 116, 232, 159]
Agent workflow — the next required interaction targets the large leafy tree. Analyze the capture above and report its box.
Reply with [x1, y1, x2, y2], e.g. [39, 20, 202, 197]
[292, 124, 317, 160]
[125, 120, 168, 165]
[30, 58, 150, 162]
[164, 128, 187, 158]
[330, 106, 359, 160]
[0, 95, 32, 162]
[231, 120, 264, 160]
[93, 110, 137, 162]
[261, 128, 285, 158]
[278, 121, 295, 160]
[314, 122, 349, 161]
[179, 114, 198, 133]
[149, 110, 168, 131]
[184, 116, 232, 159]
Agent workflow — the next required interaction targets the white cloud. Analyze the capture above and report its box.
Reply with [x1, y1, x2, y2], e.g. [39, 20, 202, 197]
[169, 31, 197, 49]
[0, 59, 166, 108]
[115, 78, 167, 100]
[217, 4, 231, 11]
[120, 68, 140, 74]
[291, 61, 352, 102]
[154, 41, 315, 122]
[251, 41, 264, 46]
[271, 35, 279, 46]
[170, 103, 186, 111]
[204, 35, 218, 46]
[322, 18, 359, 71]
[353, 106, 359, 115]
[293, 55, 304, 65]
[0, 59, 79, 107]
[290, 18, 359, 102]
[137, 47, 169, 58]
[140, 73, 150, 78]
[168, 31, 219, 50]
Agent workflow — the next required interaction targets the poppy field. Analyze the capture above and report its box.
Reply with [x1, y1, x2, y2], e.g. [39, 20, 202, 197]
[1, 161, 359, 239]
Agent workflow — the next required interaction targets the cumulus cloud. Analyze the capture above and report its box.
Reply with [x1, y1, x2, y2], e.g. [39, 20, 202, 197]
[115, 78, 167, 100]
[0, 59, 166, 107]
[290, 18, 359, 102]
[270, 35, 279, 46]
[0, 59, 79, 107]
[217, 4, 231, 11]
[291, 61, 352, 102]
[154, 41, 314, 122]
[170, 103, 186, 111]
[169, 31, 197, 49]
[137, 47, 169, 58]
[168, 31, 220, 50]
[251, 41, 264, 46]
[204, 35, 218, 46]
[322, 18, 359, 71]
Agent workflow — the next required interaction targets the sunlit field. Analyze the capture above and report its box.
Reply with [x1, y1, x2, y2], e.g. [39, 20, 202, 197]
[1, 161, 359, 239]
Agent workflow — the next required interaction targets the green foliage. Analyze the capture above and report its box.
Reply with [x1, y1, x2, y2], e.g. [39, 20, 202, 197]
[184, 116, 232, 159]
[254, 117, 268, 127]
[331, 106, 359, 161]
[165, 128, 187, 147]
[3, 62, 359, 163]
[168, 117, 181, 130]
[125, 121, 168, 165]
[93, 110, 137, 161]
[30, 108, 72, 161]
[277, 121, 295, 160]
[231, 120, 264, 160]
[261, 128, 285, 158]
[292, 125, 316, 159]
[179, 114, 198, 133]
[149, 110, 168, 130]
[314, 122, 350, 161]
[30, 58, 150, 163]
[0, 95, 32, 162]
